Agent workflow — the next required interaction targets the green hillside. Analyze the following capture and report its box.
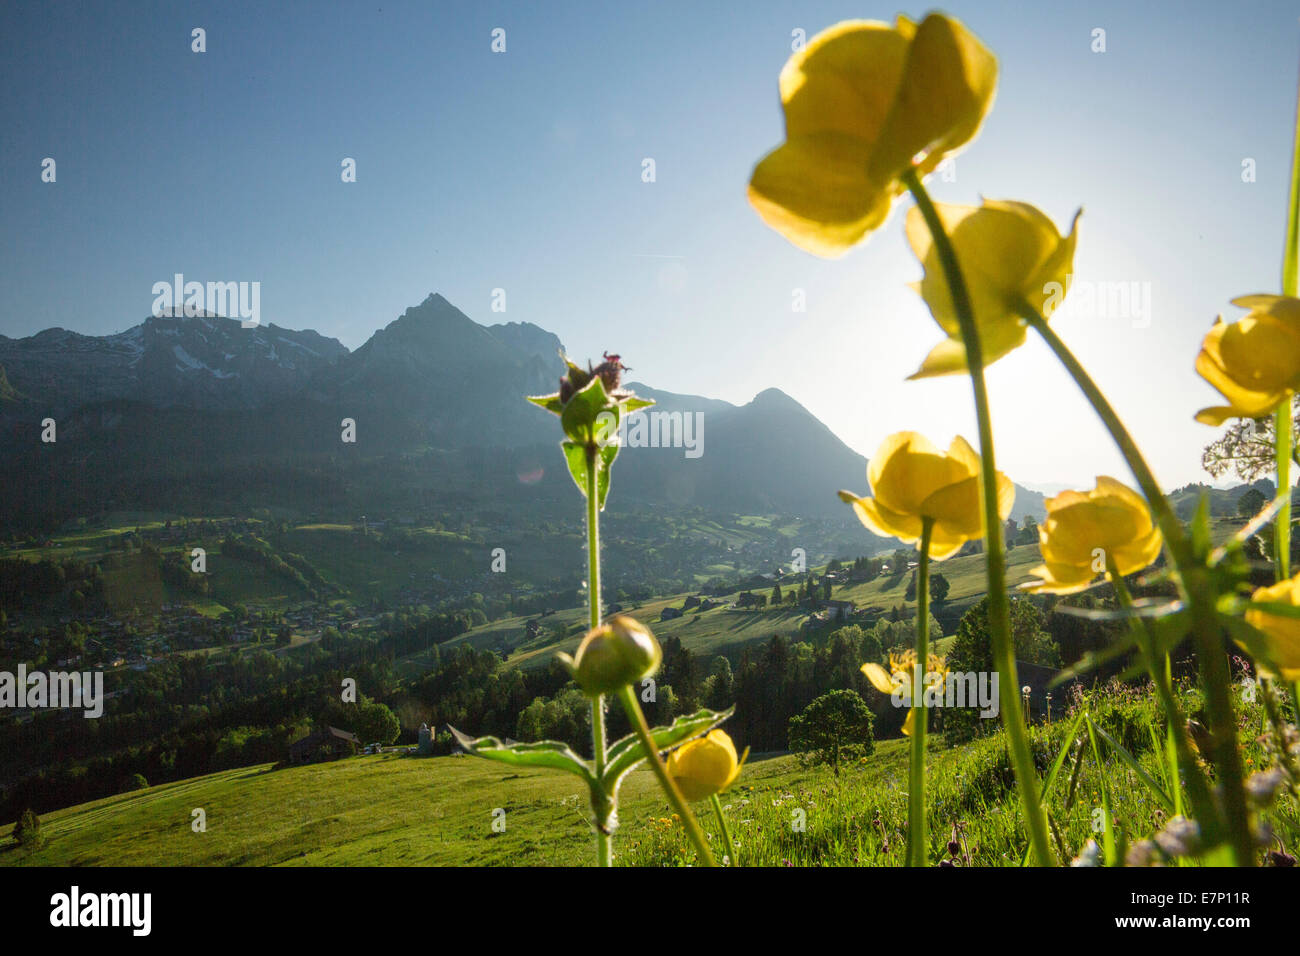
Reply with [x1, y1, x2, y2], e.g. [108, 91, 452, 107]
[0, 744, 897, 867]
[6, 678, 1285, 867]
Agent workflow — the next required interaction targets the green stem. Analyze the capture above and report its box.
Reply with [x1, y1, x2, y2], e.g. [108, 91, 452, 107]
[710, 793, 740, 866]
[1275, 401, 1291, 581]
[1278, 62, 1300, 578]
[1024, 309, 1253, 864]
[615, 685, 717, 866]
[585, 447, 612, 867]
[903, 169, 1054, 866]
[1108, 564, 1218, 834]
[908, 517, 934, 867]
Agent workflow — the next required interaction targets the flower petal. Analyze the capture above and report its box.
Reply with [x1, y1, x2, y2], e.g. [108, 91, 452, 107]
[748, 134, 894, 257]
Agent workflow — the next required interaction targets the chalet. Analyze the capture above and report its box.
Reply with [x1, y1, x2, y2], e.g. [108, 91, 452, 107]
[660, 606, 683, 621]
[683, 596, 701, 609]
[288, 725, 360, 765]
[699, 599, 721, 612]
[825, 599, 857, 621]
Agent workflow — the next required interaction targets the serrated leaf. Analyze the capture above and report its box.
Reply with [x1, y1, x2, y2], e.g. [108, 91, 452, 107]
[449, 725, 596, 785]
[527, 394, 565, 416]
[601, 707, 734, 792]
[621, 397, 656, 413]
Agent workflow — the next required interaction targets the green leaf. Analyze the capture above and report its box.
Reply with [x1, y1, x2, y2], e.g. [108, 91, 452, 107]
[526, 393, 565, 416]
[1089, 716, 1175, 812]
[597, 442, 618, 509]
[1189, 493, 1213, 560]
[1039, 711, 1087, 804]
[1085, 715, 1118, 866]
[1020, 711, 1086, 866]
[560, 376, 612, 445]
[621, 396, 656, 413]
[601, 706, 733, 792]
[448, 726, 597, 785]
[561, 439, 621, 510]
[562, 441, 590, 500]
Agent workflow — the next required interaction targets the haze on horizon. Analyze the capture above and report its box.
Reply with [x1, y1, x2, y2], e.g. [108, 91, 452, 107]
[2, 0, 1298, 493]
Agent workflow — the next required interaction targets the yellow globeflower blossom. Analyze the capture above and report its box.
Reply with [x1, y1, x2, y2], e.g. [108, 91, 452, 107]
[1243, 575, 1300, 680]
[1022, 477, 1163, 594]
[907, 199, 1081, 378]
[1194, 295, 1300, 426]
[667, 730, 744, 801]
[838, 431, 1014, 560]
[862, 649, 948, 736]
[747, 12, 997, 257]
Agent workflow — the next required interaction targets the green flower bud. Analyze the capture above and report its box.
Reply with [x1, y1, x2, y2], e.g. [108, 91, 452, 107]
[561, 615, 661, 697]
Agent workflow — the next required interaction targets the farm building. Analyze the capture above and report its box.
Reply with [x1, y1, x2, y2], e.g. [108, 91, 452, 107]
[288, 725, 360, 764]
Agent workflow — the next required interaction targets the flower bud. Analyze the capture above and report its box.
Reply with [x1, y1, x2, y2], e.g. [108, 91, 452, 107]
[667, 729, 743, 801]
[563, 615, 661, 697]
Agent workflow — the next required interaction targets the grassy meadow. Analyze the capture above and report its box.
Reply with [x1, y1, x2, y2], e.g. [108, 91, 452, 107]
[5, 678, 1293, 868]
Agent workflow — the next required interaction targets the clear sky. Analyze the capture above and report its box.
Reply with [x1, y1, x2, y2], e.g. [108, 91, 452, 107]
[2, 0, 1298, 491]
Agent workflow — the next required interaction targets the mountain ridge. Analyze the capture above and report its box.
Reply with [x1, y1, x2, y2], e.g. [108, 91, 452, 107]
[0, 294, 1047, 528]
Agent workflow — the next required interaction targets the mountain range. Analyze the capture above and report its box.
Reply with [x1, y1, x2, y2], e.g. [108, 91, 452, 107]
[0, 294, 1045, 530]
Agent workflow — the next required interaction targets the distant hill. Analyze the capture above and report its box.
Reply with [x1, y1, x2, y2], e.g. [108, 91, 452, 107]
[0, 310, 346, 418]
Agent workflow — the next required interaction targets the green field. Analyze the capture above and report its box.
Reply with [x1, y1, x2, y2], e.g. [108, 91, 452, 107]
[6, 680, 1290, 867]
[0, 747, 877, 867]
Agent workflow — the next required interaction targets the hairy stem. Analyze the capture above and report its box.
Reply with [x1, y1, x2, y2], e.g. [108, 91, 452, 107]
[903, 169, 1053, 866]
[585, 447, 612, 866]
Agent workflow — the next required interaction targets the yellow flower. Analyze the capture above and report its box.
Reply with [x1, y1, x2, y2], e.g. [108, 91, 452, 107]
[839, 431, 1014, 560]
[747, 13, 997, 257]
[1022, 476, 1162, 594]
[907, 199, 1081, 378]
[558, 615, 661, 697]
[1243, 575, 1300, 681]
[862, 649, 948, 736]
[1194, 295, 1300, 425]
[667, 730, 743, 801]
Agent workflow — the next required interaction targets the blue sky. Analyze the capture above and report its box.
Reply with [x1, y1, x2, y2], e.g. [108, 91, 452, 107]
[2, 0, 1298, 490]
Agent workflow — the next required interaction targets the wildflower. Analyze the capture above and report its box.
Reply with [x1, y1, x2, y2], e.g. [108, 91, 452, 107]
[1153, 816, 1202, 858]
[1071, 839, 1102, 867]
[906, 199, 1080, 378]
[558, 615, 662, 697]
[862, 648, 949, 735]
[839, 431, 1013, 559]
[1243, 573, 1300, 681]
[1021, 476, 1162, 594]
[1245, 768, 1288, 807]
[747, 13, 996, 257]
[1195, 295, 1300, 425]
[667, 730, 745, 801]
